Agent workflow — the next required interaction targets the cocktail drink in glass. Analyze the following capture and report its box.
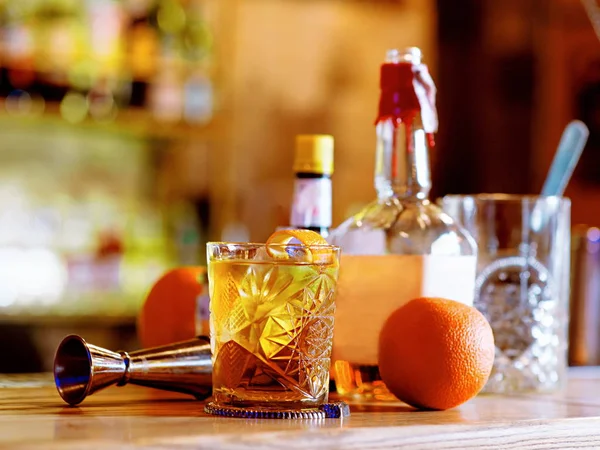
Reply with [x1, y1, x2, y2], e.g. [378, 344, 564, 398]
[207, 240, 340, 409]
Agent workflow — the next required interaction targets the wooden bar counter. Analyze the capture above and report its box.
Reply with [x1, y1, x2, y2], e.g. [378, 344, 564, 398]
[1, 368, 600, 449]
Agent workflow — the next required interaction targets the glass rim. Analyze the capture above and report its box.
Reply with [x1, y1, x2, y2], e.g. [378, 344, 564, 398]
[207, 241, 340, 251]
[442, 193, 571, 205]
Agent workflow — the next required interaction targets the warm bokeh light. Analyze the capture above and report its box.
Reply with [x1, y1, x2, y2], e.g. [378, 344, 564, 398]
[0, 247, 67, 308]
[59, 91, 88, 123]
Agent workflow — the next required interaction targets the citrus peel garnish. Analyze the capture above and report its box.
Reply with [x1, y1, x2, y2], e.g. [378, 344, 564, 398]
[265, 229, 334, 263]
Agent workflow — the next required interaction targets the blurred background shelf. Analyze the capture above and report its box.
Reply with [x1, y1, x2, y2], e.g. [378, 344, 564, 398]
[0, 102, 220, 140]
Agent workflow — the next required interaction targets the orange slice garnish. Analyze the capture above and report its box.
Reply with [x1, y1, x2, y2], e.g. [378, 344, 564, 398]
[267, 229, 329, 247]
[265, 229, 335, 263]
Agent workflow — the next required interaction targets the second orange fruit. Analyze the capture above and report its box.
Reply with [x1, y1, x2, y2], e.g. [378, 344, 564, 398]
[137, 267, 208, 348]
[378, 297, 495, 410]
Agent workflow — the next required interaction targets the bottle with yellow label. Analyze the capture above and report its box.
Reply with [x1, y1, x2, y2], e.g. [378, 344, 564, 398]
[289, 135, 334, 238]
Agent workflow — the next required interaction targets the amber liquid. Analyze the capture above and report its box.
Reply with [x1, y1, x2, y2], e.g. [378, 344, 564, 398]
[333, 361, 395, 400]
[209, 258, 338, 408]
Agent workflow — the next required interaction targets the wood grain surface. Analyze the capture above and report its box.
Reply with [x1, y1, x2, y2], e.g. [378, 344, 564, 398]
[1, 368, 600, 449]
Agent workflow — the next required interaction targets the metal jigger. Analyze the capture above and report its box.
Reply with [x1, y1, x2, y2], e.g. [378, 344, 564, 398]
[53, 335, 212, 406]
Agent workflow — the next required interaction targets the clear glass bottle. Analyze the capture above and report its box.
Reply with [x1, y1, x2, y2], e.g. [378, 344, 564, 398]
[328, 48, 477, 400]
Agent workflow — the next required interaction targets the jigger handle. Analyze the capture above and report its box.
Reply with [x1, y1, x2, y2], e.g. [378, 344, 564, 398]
[121, 337, 213, 399]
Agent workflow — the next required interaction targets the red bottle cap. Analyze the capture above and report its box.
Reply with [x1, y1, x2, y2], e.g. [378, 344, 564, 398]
[376, 48, 438, 133]
[378, 61, 420, 123]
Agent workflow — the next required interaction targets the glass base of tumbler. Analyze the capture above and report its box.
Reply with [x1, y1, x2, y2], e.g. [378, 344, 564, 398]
[212, 390, 326, 410]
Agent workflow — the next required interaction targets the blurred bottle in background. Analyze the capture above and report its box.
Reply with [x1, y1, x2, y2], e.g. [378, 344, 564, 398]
[290, 134, 334, 238]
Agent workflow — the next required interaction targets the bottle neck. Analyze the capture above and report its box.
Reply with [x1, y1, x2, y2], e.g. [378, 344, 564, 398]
[290, 172, 332, 236]
[374, 117, 432, 201]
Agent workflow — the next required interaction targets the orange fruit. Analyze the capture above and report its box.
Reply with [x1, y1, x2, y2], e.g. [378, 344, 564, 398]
[378, 297, 495, 410]
[266, 228, 329, 248]
[137, 267, 208, 348]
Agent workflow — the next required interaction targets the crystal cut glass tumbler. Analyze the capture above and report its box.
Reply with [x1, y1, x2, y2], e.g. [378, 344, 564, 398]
[207, 242, 340, 409]
[442, 195, 571, 393]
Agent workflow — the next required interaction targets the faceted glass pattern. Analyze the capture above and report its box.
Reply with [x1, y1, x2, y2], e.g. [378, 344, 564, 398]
[442, 195, 571, 394]
[208, 243, 340, 409]
[475, 256, 564, 393]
